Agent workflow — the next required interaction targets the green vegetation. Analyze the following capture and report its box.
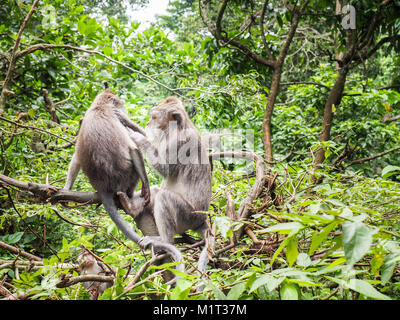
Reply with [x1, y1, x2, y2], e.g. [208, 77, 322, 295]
[0, 0, 399, 300]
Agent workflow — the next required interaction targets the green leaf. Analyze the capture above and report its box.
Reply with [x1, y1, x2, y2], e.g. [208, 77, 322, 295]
[280, 282, 299, 300]
[286, 237, 298, 267]
[170, 279, 192, 300]
[309, 220, 340, 255]
[249, 274, 284, 293]
[296, 253, 312, 268]
[226, 283, 246, 300]
[342, 221, 374, 267]
[4, 231, 24, 244]
[214, 216, 233, 239]
[381, 165, 400, 179]
[381, 253, 400, 285]
[326, 277, 391, 300]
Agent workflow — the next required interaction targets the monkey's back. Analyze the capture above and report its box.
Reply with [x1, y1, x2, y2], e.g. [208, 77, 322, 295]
[76, 104, 137, 194]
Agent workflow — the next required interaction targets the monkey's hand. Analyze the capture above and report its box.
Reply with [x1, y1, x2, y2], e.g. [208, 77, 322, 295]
[140, 184, 151, 206]
[130, 131, 149, 150]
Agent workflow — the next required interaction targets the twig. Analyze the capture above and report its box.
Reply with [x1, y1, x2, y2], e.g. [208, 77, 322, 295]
[0, 115, 72, 143]
[347, 146, 400, 166]
[322, 286, 339, 300]
[124, 255, 159, 293]
[210, 151, 268, 239]
[51, 209, 101, 229]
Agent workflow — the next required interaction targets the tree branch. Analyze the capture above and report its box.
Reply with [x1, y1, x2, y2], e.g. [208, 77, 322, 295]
[0, 173, 100, 204]
[199, 0, 275, 68]
[0, 0, 39, 109]
[347, 146, 400, 166]
[259, 0, 275, 61]
[210, 151, 269, 239]
[0, 241, 42, 262]
[0, 115, 72, 144]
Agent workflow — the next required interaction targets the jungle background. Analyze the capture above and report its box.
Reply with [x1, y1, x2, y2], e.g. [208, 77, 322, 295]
[0, 0, 400, 300]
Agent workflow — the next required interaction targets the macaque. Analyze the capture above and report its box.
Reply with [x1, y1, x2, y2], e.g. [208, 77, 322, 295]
[64, 88, 183, 273]
[128, 97, 213, 287]
[77, 250, 113, 300]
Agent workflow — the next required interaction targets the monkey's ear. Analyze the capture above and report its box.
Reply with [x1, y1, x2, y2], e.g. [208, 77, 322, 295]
[169, 111, 182, 126]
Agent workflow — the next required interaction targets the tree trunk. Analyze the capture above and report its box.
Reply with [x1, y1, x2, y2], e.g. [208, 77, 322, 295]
[314, 67, 349, 165]
[262, 65, 282, 163]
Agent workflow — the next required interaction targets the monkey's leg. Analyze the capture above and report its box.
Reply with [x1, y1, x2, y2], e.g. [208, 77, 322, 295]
[64, 153, 80, 190]
[103, 191, 183, 275]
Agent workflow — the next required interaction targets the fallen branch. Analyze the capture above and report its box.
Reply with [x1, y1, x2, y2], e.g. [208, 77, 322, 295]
[0, 241, 42, 262]
[56, 274, 114, 289]
[210, 151, 268, 239]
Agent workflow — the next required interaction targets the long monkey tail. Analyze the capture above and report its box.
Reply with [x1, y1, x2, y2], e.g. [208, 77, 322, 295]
[100, 192, 184, 274]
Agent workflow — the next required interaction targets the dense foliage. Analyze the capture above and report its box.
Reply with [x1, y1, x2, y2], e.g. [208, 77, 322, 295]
[0, 0, 399, 300]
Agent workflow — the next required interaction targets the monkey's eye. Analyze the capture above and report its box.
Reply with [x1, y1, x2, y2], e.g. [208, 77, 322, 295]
[152, 115, 157, 120]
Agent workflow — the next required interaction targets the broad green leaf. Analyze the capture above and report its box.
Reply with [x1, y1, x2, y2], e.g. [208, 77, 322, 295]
[309, 220, 340, 255]
[342, 221, 374, 267]
[381, 165, 400, 179]
[296, 253, 312, 268]
[170, 279, 192, 300]
[271, 236, 290, 265]
[327, 277, 391, 300]
[4, 231, 24, 244]
[381, 253, 400, 285]
[287, 279, 324, 287]
[226, 283, 246, 300]
[249, 274, 284, 293]
[214, 216, 233, 239]
[280, 282, 299, 300]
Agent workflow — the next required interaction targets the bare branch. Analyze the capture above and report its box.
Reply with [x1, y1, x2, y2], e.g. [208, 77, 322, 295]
[347, 146, 400, 166]
[0, 115, 72, 144]
[210, 151, 269, 239]
[0, 173, 100, 204]
[0, 241, 42, 262]
[259, 0, 275, 61]
[0, 0, 39, 108]
[199, 0, 275, 68]
[56, 274, 114, 288]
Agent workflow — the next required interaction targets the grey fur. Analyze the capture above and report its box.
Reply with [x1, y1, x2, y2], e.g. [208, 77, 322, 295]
[130, 97, 212, 288]
[64, 90, 184, 272]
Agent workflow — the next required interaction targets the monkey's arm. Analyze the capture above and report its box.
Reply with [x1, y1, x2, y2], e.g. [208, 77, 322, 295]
[116, 110, 146, 136]
[64, 153, 81, 190]
[129, 148, 151, 205]
[129, 131, 170, 177]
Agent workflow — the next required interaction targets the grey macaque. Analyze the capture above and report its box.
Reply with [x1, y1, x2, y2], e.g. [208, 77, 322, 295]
[64, 89, 183, 272]
[129, 97, 213, 285]
[77, 249, 113, 300]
